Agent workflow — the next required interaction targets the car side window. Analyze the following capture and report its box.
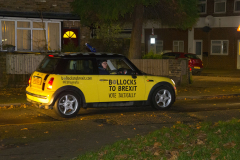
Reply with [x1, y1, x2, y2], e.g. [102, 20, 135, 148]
[175, 54, 180, 58]
[97, 58, 134, 75]
[162, 53, 176, 59]
[65, 59, 94, 74]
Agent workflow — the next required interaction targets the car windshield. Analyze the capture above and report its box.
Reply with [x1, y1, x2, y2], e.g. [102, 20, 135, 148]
[36, 57, 59, 73]
[184, 54, 200, 59]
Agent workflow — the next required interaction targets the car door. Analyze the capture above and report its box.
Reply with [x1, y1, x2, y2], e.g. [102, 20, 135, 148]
[97, 58, 146, 102]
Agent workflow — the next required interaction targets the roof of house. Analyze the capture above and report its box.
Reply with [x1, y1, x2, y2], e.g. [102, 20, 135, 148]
[0, 11, 79, 20]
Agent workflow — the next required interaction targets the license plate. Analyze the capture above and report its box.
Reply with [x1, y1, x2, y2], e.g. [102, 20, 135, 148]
[194, 66, 200, 69]
[33, 77, 42, 85]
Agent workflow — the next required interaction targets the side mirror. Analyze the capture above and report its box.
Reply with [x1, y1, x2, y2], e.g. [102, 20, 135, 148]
[132, 71, 137, 79]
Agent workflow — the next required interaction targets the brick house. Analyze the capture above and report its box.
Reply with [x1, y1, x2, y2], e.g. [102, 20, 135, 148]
[143, 0, 240, 69]
[0, 0, 90, 52]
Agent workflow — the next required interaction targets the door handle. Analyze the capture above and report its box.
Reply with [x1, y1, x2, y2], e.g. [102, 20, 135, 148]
[99, 79, 109, 81]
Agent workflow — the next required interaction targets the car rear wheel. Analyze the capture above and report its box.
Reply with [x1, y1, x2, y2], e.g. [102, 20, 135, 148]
[151, 86, 174, 110]
[53, 92, 80, 118]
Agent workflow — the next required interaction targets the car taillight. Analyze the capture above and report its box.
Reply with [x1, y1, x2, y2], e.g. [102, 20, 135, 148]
[188, 59, 192, 64]
[47, 78, 54, 90]
[28, 77, 31, 85]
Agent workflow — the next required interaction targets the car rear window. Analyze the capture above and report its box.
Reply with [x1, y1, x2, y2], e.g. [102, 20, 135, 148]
[184, 54, 200, 59]
[36, 57, 59, 73]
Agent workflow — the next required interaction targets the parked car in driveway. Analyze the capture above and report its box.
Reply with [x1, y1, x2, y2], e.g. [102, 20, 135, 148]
[26, 52, 177, 118]
[162, 52, 203, 74]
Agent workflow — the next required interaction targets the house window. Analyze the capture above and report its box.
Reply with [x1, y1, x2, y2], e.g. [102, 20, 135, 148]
[234, 0, 240, 12]
[1, 20, 60, 52]
[173, 41, 184, 52]
[214, 0, 226, 13]
[63, 31, 77, 38]
[48, 23, 60, 51]
[198, 0, 207, 14]
[211, 40, 228, 55]
[1, 21, 15, 48]
[17, 21, 31, 51]
[156, 40, 163, 54]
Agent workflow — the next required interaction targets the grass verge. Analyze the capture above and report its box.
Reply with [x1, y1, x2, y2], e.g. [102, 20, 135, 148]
[76, 118, 240, 160]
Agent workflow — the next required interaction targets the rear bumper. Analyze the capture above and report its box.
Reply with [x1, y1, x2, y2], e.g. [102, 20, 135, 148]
[26, 86, 54, 105]
[192, 67, 202, 72]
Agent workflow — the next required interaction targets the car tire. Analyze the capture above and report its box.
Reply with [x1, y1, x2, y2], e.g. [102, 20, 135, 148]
[151, 86, 174, 110]
[53, 92, 80, 118]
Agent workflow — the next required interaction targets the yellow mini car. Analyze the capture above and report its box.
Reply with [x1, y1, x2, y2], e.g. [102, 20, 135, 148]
[26, 53, 177, 118]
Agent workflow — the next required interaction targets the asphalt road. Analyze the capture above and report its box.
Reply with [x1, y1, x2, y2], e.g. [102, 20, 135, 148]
[1, 98, 240, 160]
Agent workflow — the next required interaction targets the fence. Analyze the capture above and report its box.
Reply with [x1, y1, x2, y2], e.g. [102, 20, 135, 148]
[131, 59, 190, 86]
[6, 54, 45, 74]
[0, 53, 46, 87]
[0, 53, 190, 87]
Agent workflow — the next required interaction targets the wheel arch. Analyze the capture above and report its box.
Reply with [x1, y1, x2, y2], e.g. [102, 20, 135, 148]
[147, 82, 176, 104]
[49, 86, 86, 107]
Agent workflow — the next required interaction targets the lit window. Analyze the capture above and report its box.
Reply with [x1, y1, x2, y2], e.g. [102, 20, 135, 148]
[198, 0, 207, 14]
[211, 40, 228, 55]
[173, 41, 184, 52]
[17, 29, 31, 51]
[48, 23, 60, 51]
[235, 0, 240, 12]
[32, 30, 45, 51]
[17, 21, 46, 51]
[1, 21, 15, 49]
[1, 20, 61, 52]
[214, 0, 226, 13]
[63, 31, 77, 38]
[33, 22, 45, 28]
[17, 21, 30, 28]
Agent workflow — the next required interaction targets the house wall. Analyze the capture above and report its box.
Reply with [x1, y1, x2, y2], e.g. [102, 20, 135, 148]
[0, 0, 92, 52]
[201, 0, 240, 17]
[144, 28, 188, 53]
[195, 27, 240, 69]
[0, 0, 74, 13]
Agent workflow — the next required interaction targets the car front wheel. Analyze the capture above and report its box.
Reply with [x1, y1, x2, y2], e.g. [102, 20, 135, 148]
[151, 86, 174, 110]
[53, 92, 80, 118]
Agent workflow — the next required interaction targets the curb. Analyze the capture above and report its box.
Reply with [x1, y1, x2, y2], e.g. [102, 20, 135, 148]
[176, 93, 240, 100]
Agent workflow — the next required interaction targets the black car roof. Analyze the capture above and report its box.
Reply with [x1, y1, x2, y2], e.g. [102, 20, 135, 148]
[49, 52, 125, 59]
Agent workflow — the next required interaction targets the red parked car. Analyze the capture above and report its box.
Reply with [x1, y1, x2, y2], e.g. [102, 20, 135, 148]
[162, 52, 203, 74]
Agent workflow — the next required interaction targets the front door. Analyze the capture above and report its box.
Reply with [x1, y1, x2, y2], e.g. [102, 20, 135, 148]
[194, 40, 203, 60]
[97, 58, 146, 102]
[63, 28, 79, 47]
[237, 40, 240, 69]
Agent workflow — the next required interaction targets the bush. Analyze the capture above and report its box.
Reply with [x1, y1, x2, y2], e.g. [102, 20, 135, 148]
[142, 50, 163, 59]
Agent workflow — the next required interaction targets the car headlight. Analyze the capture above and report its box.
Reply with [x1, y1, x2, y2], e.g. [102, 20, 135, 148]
[171, 79, 175, 86]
